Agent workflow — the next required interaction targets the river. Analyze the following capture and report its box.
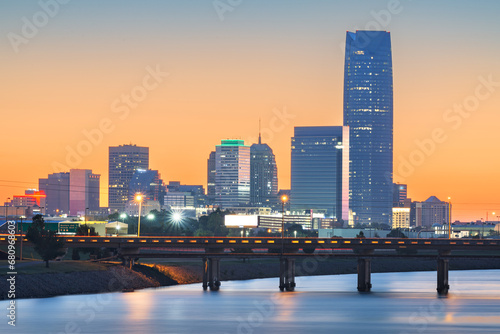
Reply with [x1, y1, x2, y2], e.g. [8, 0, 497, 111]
[2, 270, 500, 333]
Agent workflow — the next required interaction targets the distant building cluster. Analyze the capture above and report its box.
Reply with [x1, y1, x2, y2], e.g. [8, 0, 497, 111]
[3, 30, 484, 236]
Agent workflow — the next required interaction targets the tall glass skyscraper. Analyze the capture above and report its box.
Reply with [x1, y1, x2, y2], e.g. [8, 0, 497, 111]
[250, 134, 278, 208]
[343, 30, 393, 225]
[109, 144, 149, 212]
[290, 126, 349, 221]
[215, 140, 250, 208]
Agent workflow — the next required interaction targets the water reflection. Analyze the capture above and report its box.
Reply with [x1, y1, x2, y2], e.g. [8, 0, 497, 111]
[1, 270, 500, 334]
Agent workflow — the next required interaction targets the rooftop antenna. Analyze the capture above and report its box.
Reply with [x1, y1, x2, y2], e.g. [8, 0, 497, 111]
[258, 118, 262, 144]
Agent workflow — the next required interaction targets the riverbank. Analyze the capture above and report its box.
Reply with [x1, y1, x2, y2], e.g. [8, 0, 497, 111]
[2, 256, 500, 300]
[0, 261, 159, 300]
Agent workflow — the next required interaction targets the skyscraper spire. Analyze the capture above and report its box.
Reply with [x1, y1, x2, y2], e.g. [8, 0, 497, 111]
[258, 118, 262, 144]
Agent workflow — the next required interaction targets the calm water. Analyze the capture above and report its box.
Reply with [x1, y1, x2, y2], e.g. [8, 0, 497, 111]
[2, 270, 500, 334]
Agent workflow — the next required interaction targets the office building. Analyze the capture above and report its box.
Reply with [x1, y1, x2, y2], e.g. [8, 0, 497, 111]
[343, 30, 393, 225]
[215, 139, 250, 208]
[393, 183, 408, 206]
[392, 207, 410, 229]
[69, 169, 100, 216]
[413, 196, 450, 228]
[128, 169, 164, 205]
[290, 126, 349, 222]
[39, 172, 70, 216]
[250, 134, 278, 208]
[164, 192, 195, 209]
[207, 151, 216, 205]
[109, 144, 149, 212]
[39, 169, 99, 216]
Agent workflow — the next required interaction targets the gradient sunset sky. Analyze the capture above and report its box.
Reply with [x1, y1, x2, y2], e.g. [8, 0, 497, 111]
[1, 0, 499, 221]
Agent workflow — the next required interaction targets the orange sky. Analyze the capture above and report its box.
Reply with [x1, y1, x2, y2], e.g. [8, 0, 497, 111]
[1, 1, 499, 221]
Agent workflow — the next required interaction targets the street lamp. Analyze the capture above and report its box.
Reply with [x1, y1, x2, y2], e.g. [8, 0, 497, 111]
[85, 207, 90, 236]
[18, 215, 25, 261]
[135, 194, 143, 237]
[172, 211, 182, 223]
[281, 195, 288, 254]
[447, 197, 452, 239]
[5, 197, 10, 222]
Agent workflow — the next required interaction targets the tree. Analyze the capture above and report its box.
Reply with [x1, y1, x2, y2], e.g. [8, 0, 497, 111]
[75, 224, 98, 236]
[386, 229, 407, 238]
[108, 212, 120, 221]
[26, 215, 65, 268]
[195, 209, 229, 236]
[356, 231, 365, 238]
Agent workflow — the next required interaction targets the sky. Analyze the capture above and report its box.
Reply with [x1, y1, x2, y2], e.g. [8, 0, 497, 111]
[1, 0, 500, 222]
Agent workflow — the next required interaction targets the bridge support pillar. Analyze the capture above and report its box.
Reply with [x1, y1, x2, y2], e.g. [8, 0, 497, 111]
[357, 258, 372, 292]
[202, 258, 221, 291]
[437, 257, 450, 295]
[279, 258, 296, 291]
[122, 257, 134, 269]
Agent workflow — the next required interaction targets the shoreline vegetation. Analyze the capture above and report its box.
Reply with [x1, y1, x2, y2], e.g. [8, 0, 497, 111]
[2, 257, 500, 300]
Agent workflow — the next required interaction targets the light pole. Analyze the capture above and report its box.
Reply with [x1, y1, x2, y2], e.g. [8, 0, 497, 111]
[481, 217, 484, 239]
[136, 194, 143, 237]
[4, 197, 10, 222]
[85, 207, 89, 236]
[447, 197, 452, 239]
[281, 195, 288, 254]
[18, 215, 25, 261]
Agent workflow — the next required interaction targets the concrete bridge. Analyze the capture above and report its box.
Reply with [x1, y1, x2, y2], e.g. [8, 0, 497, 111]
[2, 235, 499, 295]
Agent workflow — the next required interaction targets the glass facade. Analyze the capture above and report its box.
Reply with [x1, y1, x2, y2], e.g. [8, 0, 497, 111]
[207, 151, 216, 205]
[343, 30, 393, 225]
[215, 140, 250, 208]
[290, 126, 348, 221]
[108, 145, 149, 212]
[250, 136, 278, 208]
[39, 172, 70, 216]
[69, 169, 100, 216]
[128, 169, 164, 205]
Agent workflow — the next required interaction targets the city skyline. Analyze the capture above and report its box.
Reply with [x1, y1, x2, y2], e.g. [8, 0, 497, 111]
[1, 1, 500, 221]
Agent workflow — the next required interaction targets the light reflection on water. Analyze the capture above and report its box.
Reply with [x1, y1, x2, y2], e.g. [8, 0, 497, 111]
[2, 270, 500, 334]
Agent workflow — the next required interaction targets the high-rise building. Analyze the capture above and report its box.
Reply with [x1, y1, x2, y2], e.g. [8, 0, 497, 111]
[39, 172, 70, 216]
[128, 169, 164, 205]
[69, 169, 100, 216]
[207, 151, 216, 205]
[392, 207, 410, 229]
[215, 139, 250, 208]
[250, 133, 278, 208]
[393, 183, 408, 206]
[108, 144, 149, 212]
[412, 196, 450, 228]
[290, 126, 349, 222]
[343, 30, 393, 225]
[39, 169, 99, 216]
